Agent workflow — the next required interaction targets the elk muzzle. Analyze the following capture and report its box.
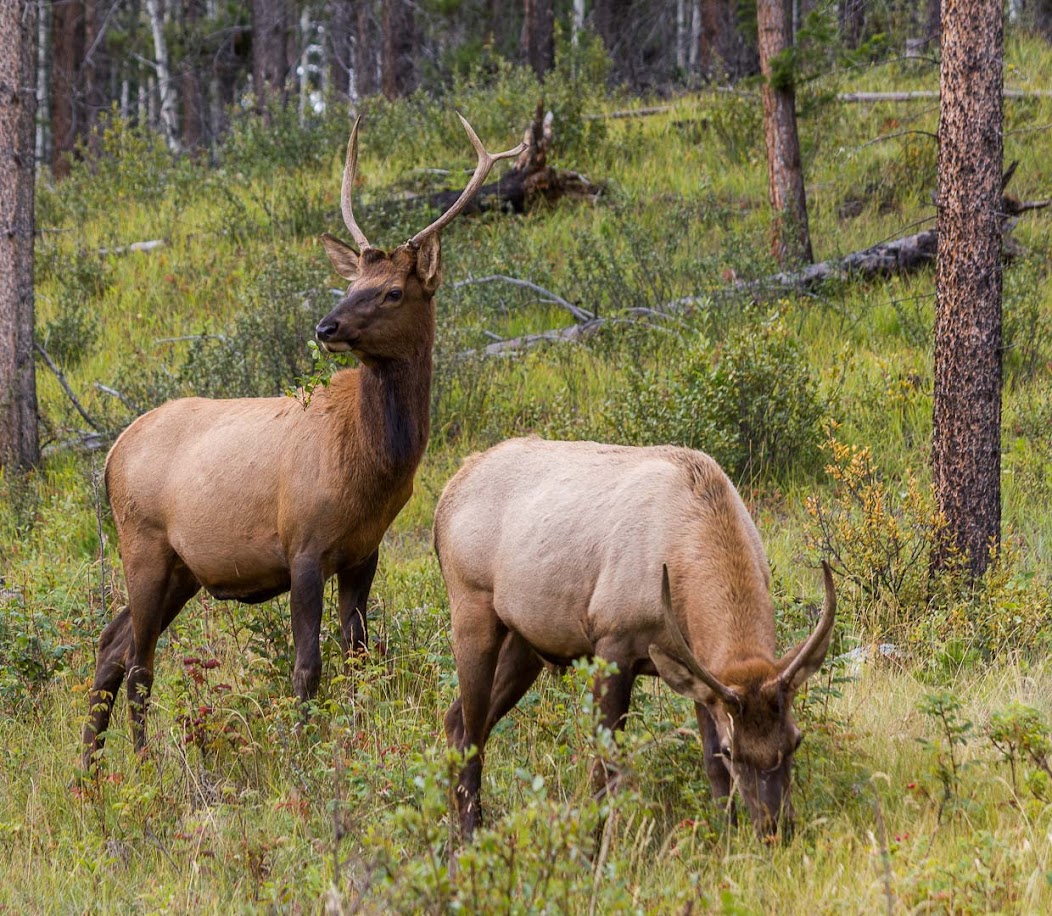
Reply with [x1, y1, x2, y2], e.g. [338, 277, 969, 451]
[730, 756, 794, 841]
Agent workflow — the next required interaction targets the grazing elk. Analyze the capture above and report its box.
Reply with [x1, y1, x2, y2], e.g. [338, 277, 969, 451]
[434, 438, 836, 841]
[81, 116, 526, 772]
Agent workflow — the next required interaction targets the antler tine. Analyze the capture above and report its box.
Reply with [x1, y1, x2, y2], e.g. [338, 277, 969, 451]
[774, 561, 837, 691]
[341, 115, 372, 251]
[659, 565, 741, 707]
[408, 113, 528, 247]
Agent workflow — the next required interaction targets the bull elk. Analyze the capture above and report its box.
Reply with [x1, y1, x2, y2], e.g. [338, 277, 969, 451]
[81, 116, 526, 772]
[434, 437, 836, 841]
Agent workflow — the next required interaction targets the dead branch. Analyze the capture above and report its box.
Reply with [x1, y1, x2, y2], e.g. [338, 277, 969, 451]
[838, 89, 1052, 102]
[42, 432, 108, 458]
[35, 343, 102, 431]
[452, 274, 595, 322]
[458, 165, 1048, 357]
[98, 239, 165, 256]
[95, 382, 143, 415]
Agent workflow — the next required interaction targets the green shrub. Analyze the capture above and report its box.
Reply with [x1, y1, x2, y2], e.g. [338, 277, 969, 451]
[607, 315, 825, 481]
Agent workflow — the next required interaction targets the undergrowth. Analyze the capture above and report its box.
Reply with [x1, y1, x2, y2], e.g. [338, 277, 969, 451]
[4, 33, 1052, 914]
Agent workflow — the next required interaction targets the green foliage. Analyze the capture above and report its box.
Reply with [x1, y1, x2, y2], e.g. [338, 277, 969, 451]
[0, 587, 75, 709]
[805, 425, 936, 633]
[706, 91, 764, 166]
[608, 315, 825, 481]
[988, 703, 1052, 794]
[10, 39, 1052, 914]
[36, 249, 108, 370]
[916, 690, 975, 820]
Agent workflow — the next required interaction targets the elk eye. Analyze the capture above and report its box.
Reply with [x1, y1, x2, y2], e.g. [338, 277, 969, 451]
[385, 288, 403, 302]
[719, 743, 732, 759]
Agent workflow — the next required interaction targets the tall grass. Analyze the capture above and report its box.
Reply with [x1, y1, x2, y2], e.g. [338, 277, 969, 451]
[3, 36, 1052, 912]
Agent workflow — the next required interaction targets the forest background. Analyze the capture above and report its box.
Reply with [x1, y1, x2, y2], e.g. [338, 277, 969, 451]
[2, 0, 1052, 911]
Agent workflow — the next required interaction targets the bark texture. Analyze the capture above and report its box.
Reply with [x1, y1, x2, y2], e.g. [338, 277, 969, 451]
[252, 0, 289, 113]
[381, 0, 415, 100]
[757, 0, 812, 265]
[50, 0, 84, 176]
[839, 0, 865, 48]
[932, 0, 1004, 576]
[522, 0, 554, 78]
[0, 0, 41, 467]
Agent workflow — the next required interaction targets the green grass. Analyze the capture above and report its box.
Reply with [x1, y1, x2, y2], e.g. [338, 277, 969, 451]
[3, 36, 1052, 912]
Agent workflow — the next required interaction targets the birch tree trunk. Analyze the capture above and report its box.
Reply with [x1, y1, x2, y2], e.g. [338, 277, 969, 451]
[0, 0, 41, 468]
[931, 0, 1004, 577]
[145, 0, 181, 151]
[757, 0, 812, 265]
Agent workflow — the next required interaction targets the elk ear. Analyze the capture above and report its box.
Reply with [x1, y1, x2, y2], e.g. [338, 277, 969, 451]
[649, 645, 716, 705]
[415, 233, 442, 295]
[322, 232, 361, 281]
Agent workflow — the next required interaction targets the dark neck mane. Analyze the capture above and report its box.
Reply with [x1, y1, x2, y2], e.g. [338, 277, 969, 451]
[355, 345, 433, 474]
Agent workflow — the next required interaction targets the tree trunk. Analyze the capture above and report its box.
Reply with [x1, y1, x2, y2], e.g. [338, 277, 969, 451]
[0, 0, 41, 468]
[252, 0, 289, 113]
[839, 0, 864, 49]
[931, 0, 1004, 577]
[356, 1, 379, 97]
[1036, 0, 1052, 42]
[757, 0, 812, 265]
[181, 0, 207, 149]
[82, 0, 110, 150]
[145, 0, 181, 151]
[328, 0, 354, 101]
[522, 0, 554, 78]
[50, 0, 85, 177]
[488, 0, 513, 55]
[381, 0, 415, 100]
[591, 0, 633, 78]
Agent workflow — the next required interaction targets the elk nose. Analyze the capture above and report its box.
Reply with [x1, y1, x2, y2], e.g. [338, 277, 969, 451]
[316, 318, 339, 341]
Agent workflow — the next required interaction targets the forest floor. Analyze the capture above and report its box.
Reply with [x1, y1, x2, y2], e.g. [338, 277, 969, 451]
[2, 36, 1052, 913]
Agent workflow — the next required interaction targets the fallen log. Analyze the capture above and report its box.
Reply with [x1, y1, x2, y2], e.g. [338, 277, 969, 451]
[462, 166, 1048, 356]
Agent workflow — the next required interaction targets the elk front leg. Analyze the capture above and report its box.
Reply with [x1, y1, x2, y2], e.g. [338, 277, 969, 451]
[338, 549, 378, 657]
[590, 653, 636, 800]
[290, 557, 325, 707]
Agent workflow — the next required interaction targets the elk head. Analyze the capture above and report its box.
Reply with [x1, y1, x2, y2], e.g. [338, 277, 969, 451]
[649, 562, 836, 839]
[316, 115, 525, 364]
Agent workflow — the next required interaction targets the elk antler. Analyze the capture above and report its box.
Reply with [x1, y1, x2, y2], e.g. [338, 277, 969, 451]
[771, 561, 837, 692]
[659, 565, 742, 707]
[341, 115, 371, 251]
[408, 113, 528, 247]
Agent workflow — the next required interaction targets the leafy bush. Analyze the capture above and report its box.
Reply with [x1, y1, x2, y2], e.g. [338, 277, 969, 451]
[110, 255, 334, 413]
[607, 315, 825, 481]
[0, 590, 75, 711]
[805, 426, 936, 624]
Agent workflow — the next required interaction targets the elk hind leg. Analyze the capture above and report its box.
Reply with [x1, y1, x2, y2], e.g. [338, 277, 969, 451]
[126, 555, 200, 756]
[445, 630, 544, 748]
[338, 549, 379, 658]
[82, 609, 134, 771]
[590, 650, 636, 800]
[448, 590, 503, 841]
